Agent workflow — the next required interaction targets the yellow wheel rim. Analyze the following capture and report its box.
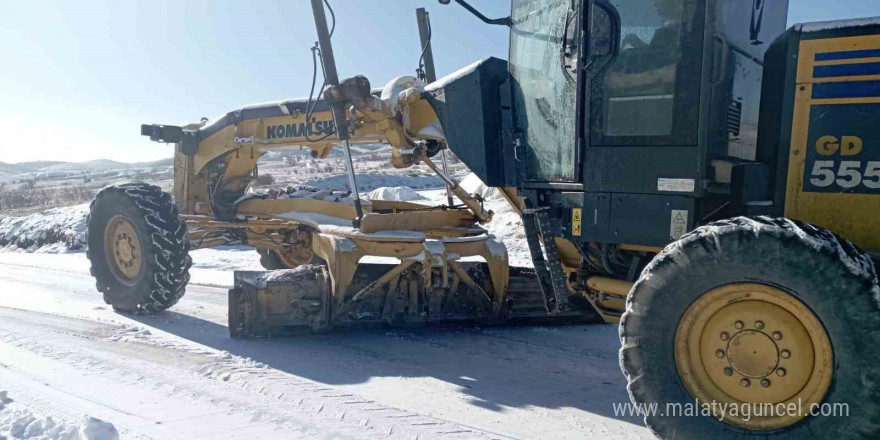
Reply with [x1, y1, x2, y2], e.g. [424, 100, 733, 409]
[675, 283, 833, 430]
[103, 214, 143, 285]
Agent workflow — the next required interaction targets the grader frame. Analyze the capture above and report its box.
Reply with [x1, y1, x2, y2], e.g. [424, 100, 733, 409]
[133, 0, 535, 333]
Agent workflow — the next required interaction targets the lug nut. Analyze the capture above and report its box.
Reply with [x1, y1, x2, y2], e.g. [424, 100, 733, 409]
[776, 368, 787, 377]
[734, 321, 744, 330]
[755, 320, 765, 330]
[781, 349, 791, 359]
[720, 332, 730, 341]
[723, 367, 734, 376]
[761, 379, 771, 388]
[741, 378, 751, 387]
[772, 331, 783, 340]
[715, 349, 725, 358]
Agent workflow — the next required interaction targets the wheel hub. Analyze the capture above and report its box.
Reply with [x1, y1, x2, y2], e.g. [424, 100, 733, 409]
[116, 234, 135, 264]
[675, 283, 833, 430]
[104, 215, 143, 284]
[727, 329, 779, 379]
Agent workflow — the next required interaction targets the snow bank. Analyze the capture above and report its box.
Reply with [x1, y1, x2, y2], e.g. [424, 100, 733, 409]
[305, 173, 443, 192]
[484, 207, 532, 268]
[459, 173, 503, 201]
[78, 418, 119, 440]
[366, 186, 424, 201]
[0, 204, 89, 253]
[188, 246, 263, 270]
[456, 173, 531, 267]
[0, 391, 119, 440]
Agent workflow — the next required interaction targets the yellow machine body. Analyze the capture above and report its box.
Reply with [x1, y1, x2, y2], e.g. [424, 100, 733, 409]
[784, 33, 880, 251]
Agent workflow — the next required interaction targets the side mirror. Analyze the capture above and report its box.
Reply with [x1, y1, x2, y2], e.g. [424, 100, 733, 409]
[438, 0, 511, 27]
[585, 2, 621, 76]
[590, 5, 613, 57]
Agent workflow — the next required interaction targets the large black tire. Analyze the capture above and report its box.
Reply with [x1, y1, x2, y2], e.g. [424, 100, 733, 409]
[87, 183, 191, 313]
[620, 217, 880, 439]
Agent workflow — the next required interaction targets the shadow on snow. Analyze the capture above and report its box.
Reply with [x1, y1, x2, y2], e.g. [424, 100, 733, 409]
[128, 305, 640, 425]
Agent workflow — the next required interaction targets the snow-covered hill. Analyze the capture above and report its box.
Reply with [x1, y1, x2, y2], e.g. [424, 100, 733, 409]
[0, 159, 173, 178]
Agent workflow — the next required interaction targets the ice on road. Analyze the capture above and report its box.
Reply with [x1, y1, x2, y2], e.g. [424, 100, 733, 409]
[0, 252, 650, 439]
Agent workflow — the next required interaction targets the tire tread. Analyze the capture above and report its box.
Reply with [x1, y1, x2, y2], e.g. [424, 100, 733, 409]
[87, 183, 191, 313]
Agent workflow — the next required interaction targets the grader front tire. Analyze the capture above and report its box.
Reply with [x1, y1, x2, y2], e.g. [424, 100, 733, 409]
[87, 183, 192, 313]
[620, 217, 880, 439]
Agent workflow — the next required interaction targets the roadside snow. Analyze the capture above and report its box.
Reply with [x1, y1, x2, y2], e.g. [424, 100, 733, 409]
[187, 246, 262, 270]
[0, 204, 88, 253]
[188, 247, 264, 287]
[459, 173, 502, 201]
[366, 186, 424, 201]
[455, 174, 533, 267]
[0, 247, 262, 289]
[485, 208, 531, 267]
[306, 173, 443, 191]
[0, 391, 119, 440]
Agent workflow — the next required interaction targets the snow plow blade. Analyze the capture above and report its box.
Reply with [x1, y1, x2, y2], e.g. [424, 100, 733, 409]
[229, 262, 500, 336]
[228, 264, 598, 337]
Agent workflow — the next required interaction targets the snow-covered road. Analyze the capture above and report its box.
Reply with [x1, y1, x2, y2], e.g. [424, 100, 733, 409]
[0, 253, 651, 439]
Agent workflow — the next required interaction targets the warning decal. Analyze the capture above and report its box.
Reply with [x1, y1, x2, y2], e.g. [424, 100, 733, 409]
[670, 209, 688, 240]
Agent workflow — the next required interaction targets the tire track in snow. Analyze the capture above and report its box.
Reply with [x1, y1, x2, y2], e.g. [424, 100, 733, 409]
[0, 254, 651, 440]
[0, 307, 505, 439]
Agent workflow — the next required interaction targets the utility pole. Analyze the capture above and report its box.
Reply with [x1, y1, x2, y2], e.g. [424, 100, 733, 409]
[416, 8, 455, 208]
[310, 0, 364, 226]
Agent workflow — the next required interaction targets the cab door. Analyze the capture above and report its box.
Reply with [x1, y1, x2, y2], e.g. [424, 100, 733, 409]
[509, 0, 582, 183]
[580, 0, 709, 245]
[586, 0, 703, 150]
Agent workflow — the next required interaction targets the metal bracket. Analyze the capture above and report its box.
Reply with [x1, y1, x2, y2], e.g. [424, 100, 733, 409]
[522, 209, 570, 314]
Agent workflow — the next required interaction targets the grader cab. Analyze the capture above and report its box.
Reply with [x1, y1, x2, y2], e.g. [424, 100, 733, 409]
[435, 1, 879, 438]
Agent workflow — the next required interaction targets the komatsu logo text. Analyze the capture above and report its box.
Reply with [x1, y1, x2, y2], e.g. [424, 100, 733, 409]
[267, 119, 334, 139]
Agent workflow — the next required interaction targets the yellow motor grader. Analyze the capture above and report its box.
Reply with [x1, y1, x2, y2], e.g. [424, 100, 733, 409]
[86, 3, 579, 336]
[87, 0, 880, 438]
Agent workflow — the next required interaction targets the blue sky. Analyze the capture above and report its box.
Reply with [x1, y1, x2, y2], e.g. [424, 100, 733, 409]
[1, 0, 877, 163]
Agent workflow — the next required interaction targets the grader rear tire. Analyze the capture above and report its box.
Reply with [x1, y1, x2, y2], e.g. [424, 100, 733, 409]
[620, 217, 880, 439]
[87, 183, 191, 313]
